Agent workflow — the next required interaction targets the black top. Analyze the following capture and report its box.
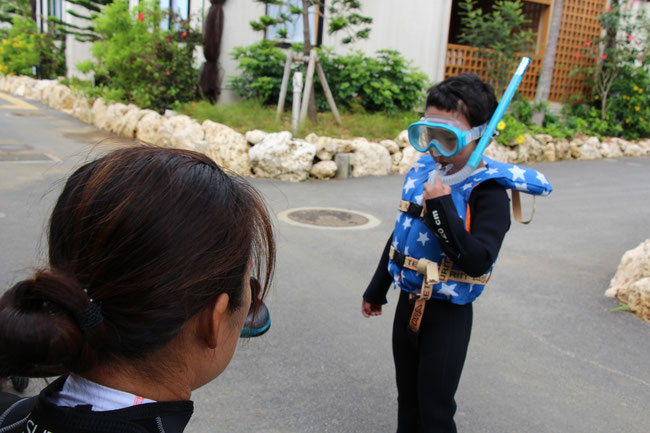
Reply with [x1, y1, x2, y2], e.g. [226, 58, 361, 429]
[363, 179, 511, 305]
[0, 377, 194, 433]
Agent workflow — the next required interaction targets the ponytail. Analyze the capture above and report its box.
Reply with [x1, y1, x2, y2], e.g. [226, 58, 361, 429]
[0, 269, 109, 377]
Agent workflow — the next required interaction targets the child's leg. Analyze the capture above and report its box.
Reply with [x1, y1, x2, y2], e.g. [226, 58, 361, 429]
[392, 290, 421, 433]
[417, 299, 473, 433]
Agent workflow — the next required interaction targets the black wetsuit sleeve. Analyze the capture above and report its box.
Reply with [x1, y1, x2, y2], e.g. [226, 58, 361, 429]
[362, 233, 394, 305]
[423, 179, 511, 277]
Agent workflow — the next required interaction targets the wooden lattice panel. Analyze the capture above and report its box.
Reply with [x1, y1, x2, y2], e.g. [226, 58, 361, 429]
[444, 0, 606, 102]
[445, 44, 542, 99]
[548, 0, 607, 102]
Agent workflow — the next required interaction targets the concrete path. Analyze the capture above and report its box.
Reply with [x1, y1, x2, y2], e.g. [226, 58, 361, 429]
[1, 94, 649, 433]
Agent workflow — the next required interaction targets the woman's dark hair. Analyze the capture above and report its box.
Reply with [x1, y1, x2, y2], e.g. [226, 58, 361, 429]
[0, 147, 275, 377]
[425, 73, 498, 127]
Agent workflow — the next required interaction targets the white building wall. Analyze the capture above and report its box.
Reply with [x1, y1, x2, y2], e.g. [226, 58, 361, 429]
[59, 0, 453, 102]
[321, 0, 452, 84]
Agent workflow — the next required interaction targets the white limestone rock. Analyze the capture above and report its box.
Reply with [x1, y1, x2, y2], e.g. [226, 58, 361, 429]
[623, 143, 645, 157]
[135, 110, 164, 145]
[380, 139, 400, 154]
[310, 160, 338, 179]
[91, 98, 110, 130]
[113, 105, 146, 138]
[350, 138, 391, 177]
[398, 146, 422, 175]
[542, 143, 556, 162]
[396, 130, 409, 148]
[578, 137, 602, 160]
[555, 139, 571, 160]
[200, 120, 251, 176]
[484, 141, 516, 163]
[245, 129, 267, 145]
[605, 239, 650, 323]
[71, 97, 93, 124]
[305, 133, 354, 161]
[249, 132, 315, 181]
[156, 115, 204, 150]
[391, 151, 403, 173]
[104, 103, 130, 135]
[517, 134, 544, 163]
[599, 138, 624, 158]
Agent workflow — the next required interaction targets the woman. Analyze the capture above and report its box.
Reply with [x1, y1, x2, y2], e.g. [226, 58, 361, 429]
[0, 146, 275, 432]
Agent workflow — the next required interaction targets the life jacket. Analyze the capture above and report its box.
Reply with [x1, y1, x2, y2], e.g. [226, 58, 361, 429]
[388, 154, 552, 305]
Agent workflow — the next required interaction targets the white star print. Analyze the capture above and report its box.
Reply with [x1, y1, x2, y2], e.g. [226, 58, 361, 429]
[508, 166, 526, 181]
[473, 177, 482, 182]
[402, 217, 413, 229]
[417, 232, 430, 246]
[542, 190, 551, 197]
[404, 246, 410, 256]
[404, 177, 416, 193]
[412, 161, 425, 172]
[486, 167, 498, 175]
[396, 212, 401, 224]
[536, 171, 549, 185]
[462, 183, 473, 191]
[414, 194, 423, 205]
[437, 282, 459, 298]
[515, 182, 528, 191]
[392, 240, 399, 249]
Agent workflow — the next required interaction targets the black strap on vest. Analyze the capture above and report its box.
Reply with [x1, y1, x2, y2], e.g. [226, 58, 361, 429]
[401, 201, 424, 218]
[390, 248, 406, 268]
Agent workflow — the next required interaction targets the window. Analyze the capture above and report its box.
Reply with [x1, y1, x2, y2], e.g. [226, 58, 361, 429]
[159, 0, 191, 30]
[265, 0, 324, 47]
[47, 0, 62, 20]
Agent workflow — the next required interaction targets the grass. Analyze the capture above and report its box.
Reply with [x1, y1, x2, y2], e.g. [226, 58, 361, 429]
[178, 100, 418, 142]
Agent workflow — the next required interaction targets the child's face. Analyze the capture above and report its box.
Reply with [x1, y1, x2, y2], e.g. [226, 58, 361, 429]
[424, 106, 479, 174]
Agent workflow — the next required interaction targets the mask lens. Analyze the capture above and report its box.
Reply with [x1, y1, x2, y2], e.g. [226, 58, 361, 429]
[427, 127, 458, 155]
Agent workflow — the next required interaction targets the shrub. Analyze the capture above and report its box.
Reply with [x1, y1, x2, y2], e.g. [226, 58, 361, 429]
[228, 42, 429, 113]
[0, 16, 65, 78]
[80, 0, 199, 112]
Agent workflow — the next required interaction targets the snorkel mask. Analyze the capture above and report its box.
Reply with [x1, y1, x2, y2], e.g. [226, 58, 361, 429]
[408, 116, 488, 157]
[409, 57, 531, 185]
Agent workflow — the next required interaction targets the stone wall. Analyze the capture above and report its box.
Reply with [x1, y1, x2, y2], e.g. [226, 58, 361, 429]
[2, 75, 649, 182]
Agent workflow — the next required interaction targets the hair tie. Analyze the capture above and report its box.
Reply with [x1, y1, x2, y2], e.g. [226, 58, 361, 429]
[75, 286, 104, 333]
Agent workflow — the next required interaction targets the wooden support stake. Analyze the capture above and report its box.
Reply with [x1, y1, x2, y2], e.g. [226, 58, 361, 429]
[276, 54, 293, 121]
[299, 50, 317, 124]
[315, 61, 342, 125]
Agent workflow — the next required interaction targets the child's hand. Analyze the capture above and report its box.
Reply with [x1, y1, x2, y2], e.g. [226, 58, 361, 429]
[423, 177, 451, 202]
[362, 299, 382, 318]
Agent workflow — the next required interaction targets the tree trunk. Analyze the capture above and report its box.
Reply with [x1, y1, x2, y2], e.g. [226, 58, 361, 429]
[302, 0, 317, 123]
[532, 0, 563, 126]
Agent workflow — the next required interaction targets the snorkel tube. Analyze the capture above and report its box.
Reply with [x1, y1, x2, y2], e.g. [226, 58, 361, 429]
[433, 57, 531, 185]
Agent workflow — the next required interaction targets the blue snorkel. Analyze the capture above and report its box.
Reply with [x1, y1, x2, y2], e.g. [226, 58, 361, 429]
[431, 57, 531, 185]
[468, 57, 531, 169]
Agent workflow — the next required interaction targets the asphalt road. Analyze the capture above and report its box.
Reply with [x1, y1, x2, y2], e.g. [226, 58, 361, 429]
[1, 93, 649, 433]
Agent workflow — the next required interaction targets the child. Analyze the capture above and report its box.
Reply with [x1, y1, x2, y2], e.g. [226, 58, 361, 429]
[362, 74, 551, 433]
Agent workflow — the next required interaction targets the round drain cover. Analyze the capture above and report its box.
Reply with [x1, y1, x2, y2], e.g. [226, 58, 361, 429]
[277, 207, 380, 230]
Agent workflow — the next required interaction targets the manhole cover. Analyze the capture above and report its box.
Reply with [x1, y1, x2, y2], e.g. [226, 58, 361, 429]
[11, 112, 50, 118]
[277, 207, 380, 230]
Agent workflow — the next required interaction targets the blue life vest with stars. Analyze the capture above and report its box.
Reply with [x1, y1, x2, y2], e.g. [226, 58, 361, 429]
[388, 154, 552, 305]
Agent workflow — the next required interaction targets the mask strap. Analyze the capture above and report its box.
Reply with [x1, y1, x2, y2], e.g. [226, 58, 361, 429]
[466, 123, 488, 143]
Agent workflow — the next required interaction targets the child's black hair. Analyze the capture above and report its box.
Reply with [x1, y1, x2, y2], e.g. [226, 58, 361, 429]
[425, 74, 497, 128]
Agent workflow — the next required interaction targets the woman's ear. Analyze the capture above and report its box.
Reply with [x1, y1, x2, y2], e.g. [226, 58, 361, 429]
[197, 293, 230, 349]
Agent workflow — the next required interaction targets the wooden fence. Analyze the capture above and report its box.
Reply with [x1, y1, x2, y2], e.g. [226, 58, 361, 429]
[444, 0, 607, 102]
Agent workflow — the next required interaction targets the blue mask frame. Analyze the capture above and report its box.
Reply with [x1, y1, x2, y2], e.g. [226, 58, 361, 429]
[407, 119, 488, 156]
